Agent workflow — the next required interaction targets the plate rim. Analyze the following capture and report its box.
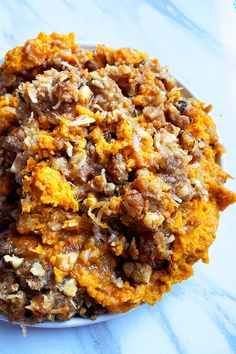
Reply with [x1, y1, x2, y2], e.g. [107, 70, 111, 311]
[0, 312, 123, 329]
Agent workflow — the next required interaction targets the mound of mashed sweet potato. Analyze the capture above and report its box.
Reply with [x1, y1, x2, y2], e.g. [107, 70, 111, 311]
[0, 32, 235, 323]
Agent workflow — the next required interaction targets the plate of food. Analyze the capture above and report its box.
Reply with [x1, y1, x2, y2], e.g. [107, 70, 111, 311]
[0, 33, 235, 328]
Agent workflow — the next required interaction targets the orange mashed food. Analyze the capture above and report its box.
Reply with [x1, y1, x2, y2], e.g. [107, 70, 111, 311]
[0, 32, 235, 323]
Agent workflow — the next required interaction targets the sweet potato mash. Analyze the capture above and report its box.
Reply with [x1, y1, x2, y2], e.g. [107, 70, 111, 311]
[0, 33, 235, 323]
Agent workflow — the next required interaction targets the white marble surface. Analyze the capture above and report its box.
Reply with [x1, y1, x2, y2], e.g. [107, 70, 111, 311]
[0, 0, 236, 353]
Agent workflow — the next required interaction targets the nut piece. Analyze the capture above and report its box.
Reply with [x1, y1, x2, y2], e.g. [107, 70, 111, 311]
[4, 255, 24, 269]
[55, 252, 79, 271]
[30, 262, 45, 277]
[123, 262, 153, 284]
[129, 238, 139, 260]
[77, 85, 92, 105]
[63, 278, 77, 297]
[121, 190, 144, 218]
[176, 182, 193, 200]
[84, 60, 99, 72]
[143, 211, 164, 230]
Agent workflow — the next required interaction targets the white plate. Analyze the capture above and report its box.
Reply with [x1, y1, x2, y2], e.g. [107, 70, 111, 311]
[0, 312, 123, 328]
[0, 42, 196, 328]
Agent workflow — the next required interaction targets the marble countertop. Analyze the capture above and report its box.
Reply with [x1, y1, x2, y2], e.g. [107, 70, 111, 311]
[0, 1, 235, 353]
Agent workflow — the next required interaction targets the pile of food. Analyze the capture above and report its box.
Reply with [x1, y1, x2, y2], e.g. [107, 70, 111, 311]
[0, 32, 235, 323]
